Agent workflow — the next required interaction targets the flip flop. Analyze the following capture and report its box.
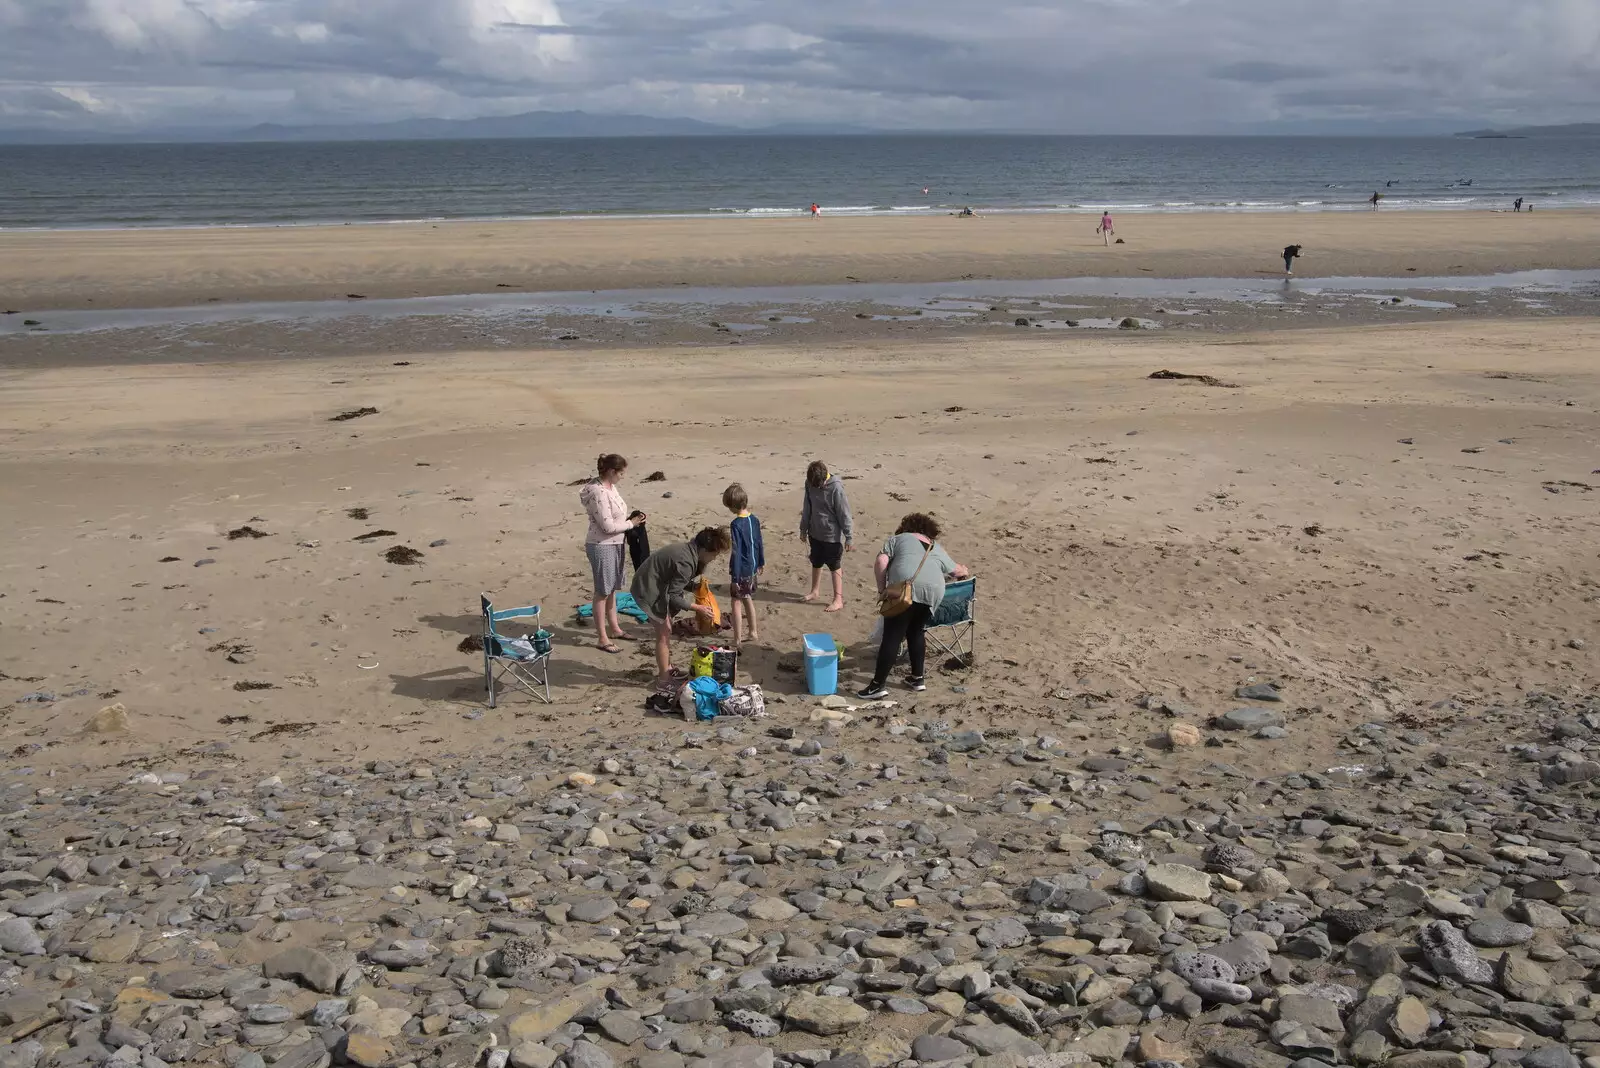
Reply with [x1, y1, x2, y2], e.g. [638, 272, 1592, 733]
[598, 643, 622, 655]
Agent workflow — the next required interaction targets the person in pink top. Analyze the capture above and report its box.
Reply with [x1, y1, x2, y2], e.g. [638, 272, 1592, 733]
[580, 453, 644, 653]
[1098, 211, 1115, 246]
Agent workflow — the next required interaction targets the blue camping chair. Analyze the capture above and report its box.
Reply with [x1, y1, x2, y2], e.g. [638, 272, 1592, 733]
[927, 577, 977, 667]
[481, 594, 551, 707]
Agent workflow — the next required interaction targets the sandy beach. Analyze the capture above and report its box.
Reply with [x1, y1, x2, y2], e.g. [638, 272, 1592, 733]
[3, 208, 1599, 311]
[2, 310, 1597, 776]
[3, 210, 1600, 1068]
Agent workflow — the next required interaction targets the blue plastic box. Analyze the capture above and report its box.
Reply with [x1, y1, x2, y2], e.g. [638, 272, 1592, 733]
[803, 633, 839, 696]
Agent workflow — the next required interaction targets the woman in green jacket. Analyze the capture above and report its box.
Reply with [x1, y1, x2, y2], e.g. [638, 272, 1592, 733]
[630, 526, 732, 689]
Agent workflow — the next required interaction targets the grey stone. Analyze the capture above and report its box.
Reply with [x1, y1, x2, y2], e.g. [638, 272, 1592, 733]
[1170, 952, 1235, 984]
[1145, 864, 1212, 902]
[1465, 918, 1534, 948]
[946, 731, 986, 752]
[337, 866, 418, 889]
[0, 1041, 43, 1068]
[981, 991, 1040, 1035]
[263, 947, 344, 994]
[769, 959, 844, 984]
[568, 898, 617, 924]
[1497, 954, 1552, 1002]
[951, 1025, 1046, 1059]
[683, 912, 748, 939]
[784, 994, 869, 1035]
[9, 887, 110, 917]
[1520, 1047, 1579, 1068]
[1208, 939, 1272, 981]
[724, 1009, 780, 1038]
[976, 917, 1030, 949]
[1191, 977, 1254, 1004]
[565, 1040, 614, 1068]
[697, 1048, 775, 1068]
[1212, 1047, 1292, 1068]
[597, 1011, 649, 1045]
[913, 1035, 970, 1062]
[510, 1044, 560, 1068]
[0, 917, 45, 956]
[155, 969, 233, 998]
[885, 997, 928, 1015]
[1418, 921, 1495, 984]
[1278, 995, 1345, 1035]
[1346, 932, 1405, 976]
[247, 1004, 293, 1024]
[268, 1040, 333, 1068]
[1216, 708, 1285, 731]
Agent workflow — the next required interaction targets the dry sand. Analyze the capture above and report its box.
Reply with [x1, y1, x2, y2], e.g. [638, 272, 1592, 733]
[3, 208, 1598, 310]
[2, 317, 1597, 776]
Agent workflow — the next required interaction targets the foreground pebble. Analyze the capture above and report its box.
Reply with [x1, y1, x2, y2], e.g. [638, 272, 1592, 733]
[0, 692, 1597, 1068]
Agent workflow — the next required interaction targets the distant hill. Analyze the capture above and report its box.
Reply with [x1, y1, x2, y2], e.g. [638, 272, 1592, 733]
[1456, 122, 1600, 138]
[0, 111, 884, 145]
[233, 111, 739, 142]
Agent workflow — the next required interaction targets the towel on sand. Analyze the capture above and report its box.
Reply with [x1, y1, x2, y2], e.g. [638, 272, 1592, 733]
[575, 592, 650, 623]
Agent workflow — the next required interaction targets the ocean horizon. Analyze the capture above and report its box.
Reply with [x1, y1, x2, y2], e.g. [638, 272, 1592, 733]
[2, 133, 1597, 230]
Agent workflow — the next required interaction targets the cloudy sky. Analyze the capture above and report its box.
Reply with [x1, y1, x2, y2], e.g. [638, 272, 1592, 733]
[1, 0, 1597, 132]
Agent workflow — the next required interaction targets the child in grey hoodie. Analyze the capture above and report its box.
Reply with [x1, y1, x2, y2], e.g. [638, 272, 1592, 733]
[800, 460, 853, 612]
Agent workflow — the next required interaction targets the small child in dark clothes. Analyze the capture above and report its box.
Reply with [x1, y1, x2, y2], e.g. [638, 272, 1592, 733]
[1283, 244, 1302, 276]
[724, 483, 765, 648]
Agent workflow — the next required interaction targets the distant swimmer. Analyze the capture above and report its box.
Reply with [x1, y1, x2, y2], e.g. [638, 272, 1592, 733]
[809, 202, 821, 218]
[1283, 244, 1303, 276]
[1386, 180, 1397, 187]
[1369, 191, 1383, 210]
[1514, 197, 1523, 212]
[1097, 210, 1115, 246]
[922, 187, 930, 195]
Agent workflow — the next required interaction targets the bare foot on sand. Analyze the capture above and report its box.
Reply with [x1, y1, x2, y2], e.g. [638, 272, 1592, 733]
[824, 600, 844, 613]
[801, 592, 819, 603]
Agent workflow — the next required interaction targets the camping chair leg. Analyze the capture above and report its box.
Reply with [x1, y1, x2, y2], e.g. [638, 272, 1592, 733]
[485, 649, 496, 709]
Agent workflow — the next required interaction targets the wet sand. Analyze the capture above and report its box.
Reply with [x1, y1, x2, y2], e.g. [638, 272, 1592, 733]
[2, 208, 1598, 311]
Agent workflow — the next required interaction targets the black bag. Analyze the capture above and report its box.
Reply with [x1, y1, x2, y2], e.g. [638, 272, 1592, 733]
[625, 517, 650, 571]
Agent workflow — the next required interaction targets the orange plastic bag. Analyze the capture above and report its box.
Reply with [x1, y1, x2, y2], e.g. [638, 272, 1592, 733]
[693, 577, 721, 635]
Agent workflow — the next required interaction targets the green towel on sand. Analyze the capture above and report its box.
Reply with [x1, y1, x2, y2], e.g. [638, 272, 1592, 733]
[576, 592, 649, 623]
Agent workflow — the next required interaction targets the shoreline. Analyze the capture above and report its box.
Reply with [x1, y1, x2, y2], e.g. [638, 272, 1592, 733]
[1, 199, 1588, 234]
[2, 208, 1598, 312]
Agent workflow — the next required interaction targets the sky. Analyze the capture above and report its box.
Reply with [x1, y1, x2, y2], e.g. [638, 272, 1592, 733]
[0, 0, 1597, 133]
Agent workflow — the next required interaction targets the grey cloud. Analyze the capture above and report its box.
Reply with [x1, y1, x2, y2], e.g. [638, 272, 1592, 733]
[1213, 61, 1324, 84]
[0, 0, 1596, 132]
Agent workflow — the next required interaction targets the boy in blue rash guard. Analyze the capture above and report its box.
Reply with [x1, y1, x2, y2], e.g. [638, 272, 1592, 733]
[723, 483, 765, 648]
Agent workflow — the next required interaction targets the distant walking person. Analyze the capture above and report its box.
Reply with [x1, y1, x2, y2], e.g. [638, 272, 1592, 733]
[1283, 244, 1302, 276]
[1514, 197, 1524, 212]
[810, 202, 821, 218]
[1098, 211, 1115, 246]
[1369, 191, 1382, 210]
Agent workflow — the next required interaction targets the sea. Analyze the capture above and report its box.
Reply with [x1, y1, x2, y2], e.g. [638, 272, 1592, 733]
[1, 134, 1598, 230]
